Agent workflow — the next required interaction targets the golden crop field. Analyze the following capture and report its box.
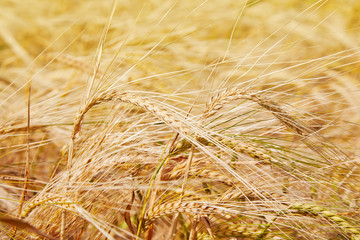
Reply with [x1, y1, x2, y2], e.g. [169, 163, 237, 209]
[0, 0, 360, 239]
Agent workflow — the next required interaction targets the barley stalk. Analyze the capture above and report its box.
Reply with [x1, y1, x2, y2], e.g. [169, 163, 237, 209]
[72, 91, 192, 141]
[169, 167, 234, 185]
[204, 88, 309, 135]
[205, 88, 348, 163]
[42, 52, 104, 78]
[291, 203, 360, 239]
[21, 194, 75, 219]
[144, 201, 233, 227]
[171, 135, 276, 164]
[199, 222, 265, 239]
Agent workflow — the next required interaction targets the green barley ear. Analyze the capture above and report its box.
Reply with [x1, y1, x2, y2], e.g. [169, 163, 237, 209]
[291, 203, 360, 239]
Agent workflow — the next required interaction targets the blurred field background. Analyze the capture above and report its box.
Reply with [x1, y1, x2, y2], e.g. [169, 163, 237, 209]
[0, 0, 360, 239]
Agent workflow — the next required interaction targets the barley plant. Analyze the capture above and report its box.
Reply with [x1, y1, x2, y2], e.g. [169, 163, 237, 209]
[0, 0, 360, 239]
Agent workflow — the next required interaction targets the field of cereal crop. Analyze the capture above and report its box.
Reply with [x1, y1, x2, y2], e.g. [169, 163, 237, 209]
[1, 1, 360, 239]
